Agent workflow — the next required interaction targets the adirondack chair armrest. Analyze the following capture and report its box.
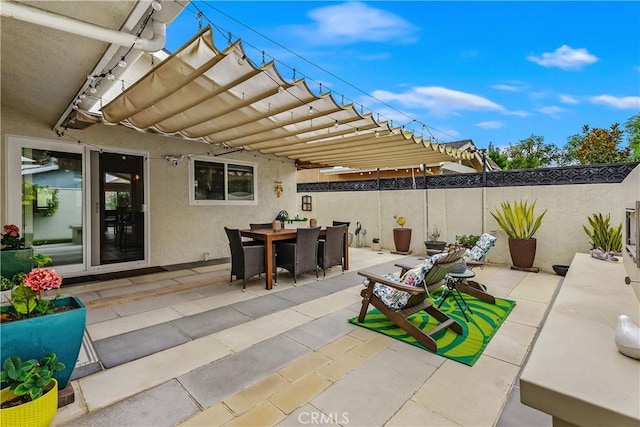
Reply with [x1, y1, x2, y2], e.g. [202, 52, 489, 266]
[357, 271, 423, 295]
[466, 260, 485, 269]
[394, 262, 416, 276]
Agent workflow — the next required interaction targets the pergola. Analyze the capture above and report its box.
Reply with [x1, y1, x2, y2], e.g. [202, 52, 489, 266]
[101, 27, 473, 170]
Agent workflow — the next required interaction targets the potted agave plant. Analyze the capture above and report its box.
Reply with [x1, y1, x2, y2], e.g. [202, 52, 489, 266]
[1, 353, 65, 427]
[0, 255, 85, 390]
[491, 200, 546, 271]
[583, 212, 622, 254]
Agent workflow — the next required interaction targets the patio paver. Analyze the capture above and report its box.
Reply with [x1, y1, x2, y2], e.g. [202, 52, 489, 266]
[54, 248, 557, 426]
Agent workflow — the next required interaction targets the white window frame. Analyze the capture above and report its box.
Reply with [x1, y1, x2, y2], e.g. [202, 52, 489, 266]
[189, 156, 258, 206]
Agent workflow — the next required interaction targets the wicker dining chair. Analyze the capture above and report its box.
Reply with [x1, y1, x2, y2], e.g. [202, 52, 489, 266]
[317, 225, 346, 278]
[275, 226, 321, 285]
[225, 227, 272, 292]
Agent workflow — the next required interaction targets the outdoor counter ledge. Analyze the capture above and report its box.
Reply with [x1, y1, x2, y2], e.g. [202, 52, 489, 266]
[520, 253, 640, 427]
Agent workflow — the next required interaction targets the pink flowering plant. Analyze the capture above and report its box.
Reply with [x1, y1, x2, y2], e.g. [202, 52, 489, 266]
[6, 254, 62, 318]
[1, 224, 25, 250]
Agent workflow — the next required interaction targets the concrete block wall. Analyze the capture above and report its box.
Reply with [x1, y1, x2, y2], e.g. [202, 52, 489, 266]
[300, 176, 634, 273]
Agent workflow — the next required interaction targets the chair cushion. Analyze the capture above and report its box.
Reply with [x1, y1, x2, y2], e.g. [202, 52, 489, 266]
[465, 233, 497, 261]
[372, 255, 439, 310]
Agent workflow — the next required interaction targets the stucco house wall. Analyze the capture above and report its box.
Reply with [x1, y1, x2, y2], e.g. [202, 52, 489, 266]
[3, 106, 636, 275]
[1, 106, 301, 268]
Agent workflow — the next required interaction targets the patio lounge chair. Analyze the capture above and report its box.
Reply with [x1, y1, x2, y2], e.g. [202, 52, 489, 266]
[456, 232, 498, 303]
[357, 252, 465, 352]
[396, 235, 498, 304]
[394, 249, 467, 291]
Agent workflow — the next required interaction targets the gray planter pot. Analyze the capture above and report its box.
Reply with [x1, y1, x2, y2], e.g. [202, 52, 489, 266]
[424, 241, 447, 252]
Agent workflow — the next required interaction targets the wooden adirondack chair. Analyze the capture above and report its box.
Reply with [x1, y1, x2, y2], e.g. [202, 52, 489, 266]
[356, 251, 466, 352]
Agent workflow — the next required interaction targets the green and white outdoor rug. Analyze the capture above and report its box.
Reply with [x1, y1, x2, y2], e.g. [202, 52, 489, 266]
[349, 291, 516, 366]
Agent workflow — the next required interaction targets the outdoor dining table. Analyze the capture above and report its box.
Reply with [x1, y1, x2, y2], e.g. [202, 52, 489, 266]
[239, 227, 349, 290]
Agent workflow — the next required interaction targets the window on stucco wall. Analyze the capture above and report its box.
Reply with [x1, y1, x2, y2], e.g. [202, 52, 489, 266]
[189, 157, 257, 205]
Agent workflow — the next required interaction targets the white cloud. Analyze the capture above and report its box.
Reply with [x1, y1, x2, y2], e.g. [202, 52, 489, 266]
[504, 110, 530, 117]
[476, 121, 504, 129]
[371, 86, 504, 118]
[537, 106, 568, 118]
[527, 45, 598, 70]
[291, 2, 419, 45]
[559, 94, 579, 104]
[491, 81, 528, 92]
[492, 84, 520, 92]
[590, 94, 640, 109]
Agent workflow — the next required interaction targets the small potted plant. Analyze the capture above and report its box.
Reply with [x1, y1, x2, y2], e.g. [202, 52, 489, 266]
[0, 353, 65, 426]
[456, 234, 480, 249]
[424, 225, 446, 253]
[392, 214, 411, 253]
[371, 237, 381, 251]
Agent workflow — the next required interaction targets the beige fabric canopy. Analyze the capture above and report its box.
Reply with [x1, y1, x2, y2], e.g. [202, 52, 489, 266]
[102, 27, 473, 169]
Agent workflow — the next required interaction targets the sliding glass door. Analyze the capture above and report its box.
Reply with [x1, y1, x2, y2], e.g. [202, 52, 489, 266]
[6, 137, 148, 274]
[5, 138, 86, 273]
[95, 152, 145, 265]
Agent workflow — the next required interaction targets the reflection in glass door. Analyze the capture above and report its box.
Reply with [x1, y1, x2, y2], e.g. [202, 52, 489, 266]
[21, 148, 83, 267]
[98, 152, 145, 264]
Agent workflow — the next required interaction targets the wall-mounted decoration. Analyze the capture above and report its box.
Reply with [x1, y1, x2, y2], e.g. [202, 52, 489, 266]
[301, 195, 312, 211]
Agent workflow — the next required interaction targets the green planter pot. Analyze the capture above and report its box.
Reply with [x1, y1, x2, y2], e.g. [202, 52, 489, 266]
[0, 248, 34, 279]
[0, 296, 86, 389]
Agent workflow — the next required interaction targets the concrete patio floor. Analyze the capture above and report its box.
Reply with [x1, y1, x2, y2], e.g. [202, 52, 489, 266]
[53, 247, 559, 427]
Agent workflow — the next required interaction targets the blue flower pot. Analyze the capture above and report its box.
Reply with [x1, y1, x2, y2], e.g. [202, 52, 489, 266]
[0, 295, 86, 389]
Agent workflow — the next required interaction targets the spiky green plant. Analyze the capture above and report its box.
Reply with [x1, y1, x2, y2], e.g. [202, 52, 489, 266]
[583, 213, 622, 252]
[490, 200, 547, 240]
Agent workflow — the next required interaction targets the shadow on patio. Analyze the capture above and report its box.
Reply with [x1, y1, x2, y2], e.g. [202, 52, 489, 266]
[54, 248, 557, 427]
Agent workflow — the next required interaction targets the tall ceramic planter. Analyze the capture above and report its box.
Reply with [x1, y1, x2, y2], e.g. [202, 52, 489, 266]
[508, 238, 537, 269]
[0, 379, 58, 427]
[0, 248, 34, 279]
[0, 296, 86, 389]
[393, 228, 412, 253]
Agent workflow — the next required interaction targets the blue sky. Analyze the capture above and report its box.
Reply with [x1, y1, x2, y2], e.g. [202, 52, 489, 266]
[165, 1, 640, 150]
